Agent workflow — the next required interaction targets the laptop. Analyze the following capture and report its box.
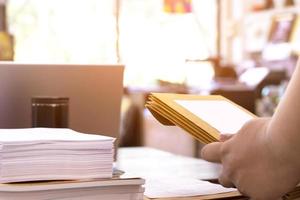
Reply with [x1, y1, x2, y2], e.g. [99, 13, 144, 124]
[0, 62, 124, 139]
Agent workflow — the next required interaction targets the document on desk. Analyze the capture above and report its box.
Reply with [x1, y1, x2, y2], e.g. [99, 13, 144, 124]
[144, 177, 238, 199]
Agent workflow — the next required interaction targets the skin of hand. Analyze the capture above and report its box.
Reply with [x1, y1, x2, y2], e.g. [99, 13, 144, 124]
[201, 117, 300, 200]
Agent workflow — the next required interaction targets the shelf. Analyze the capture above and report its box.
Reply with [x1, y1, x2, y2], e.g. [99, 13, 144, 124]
[246, 6, 300, 19]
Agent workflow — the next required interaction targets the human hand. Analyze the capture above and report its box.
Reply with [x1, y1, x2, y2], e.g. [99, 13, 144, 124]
[201, 118, 300, 200]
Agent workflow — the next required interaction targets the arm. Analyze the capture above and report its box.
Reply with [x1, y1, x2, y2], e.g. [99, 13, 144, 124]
[268, 62, 300, 169]
[201, 62, 300, 199]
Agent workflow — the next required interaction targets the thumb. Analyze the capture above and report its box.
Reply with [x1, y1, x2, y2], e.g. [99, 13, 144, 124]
[201, 142, 222, 163]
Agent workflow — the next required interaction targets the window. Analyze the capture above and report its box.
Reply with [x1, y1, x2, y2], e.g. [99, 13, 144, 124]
[7, 0, 116, 63]
[7, 0, 217, 87]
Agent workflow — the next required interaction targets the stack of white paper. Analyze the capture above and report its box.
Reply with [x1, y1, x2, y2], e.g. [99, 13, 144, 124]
[0, 128, 115, 183]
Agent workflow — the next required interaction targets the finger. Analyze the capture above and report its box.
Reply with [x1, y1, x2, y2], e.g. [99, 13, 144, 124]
[201, 142, 222, 163]
[219, 134, 234, 142]
[218, 172, 235, 188]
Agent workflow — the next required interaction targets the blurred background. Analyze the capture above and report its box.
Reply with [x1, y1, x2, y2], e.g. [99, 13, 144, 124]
[1, 0, 299, 157]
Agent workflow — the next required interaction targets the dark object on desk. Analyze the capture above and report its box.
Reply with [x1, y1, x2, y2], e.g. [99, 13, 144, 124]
[32, 97, 69, 128]
[215, 66, 237, 80]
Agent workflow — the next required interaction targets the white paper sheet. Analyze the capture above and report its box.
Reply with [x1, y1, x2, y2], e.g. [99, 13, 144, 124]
[145, 177, 236, 198]
[0, 128, 114, 143]
[175, 99, 254, 134]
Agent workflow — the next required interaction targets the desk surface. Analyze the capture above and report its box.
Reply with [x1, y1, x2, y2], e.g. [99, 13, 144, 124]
[116, 147, 243, 199]
[116, 147, 220, 181]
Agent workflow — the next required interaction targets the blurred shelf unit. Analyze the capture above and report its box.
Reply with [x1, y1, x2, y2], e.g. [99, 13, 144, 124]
[243, 7, 300, 52]
[245, 5, 300, 19]
[221, 1, 300, 63]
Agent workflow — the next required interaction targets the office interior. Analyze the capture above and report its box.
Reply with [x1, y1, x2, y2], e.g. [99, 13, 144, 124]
[0, 0, 299, 158]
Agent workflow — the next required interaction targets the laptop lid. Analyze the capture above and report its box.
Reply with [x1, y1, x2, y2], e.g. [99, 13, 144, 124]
[0, 62, 124, 139]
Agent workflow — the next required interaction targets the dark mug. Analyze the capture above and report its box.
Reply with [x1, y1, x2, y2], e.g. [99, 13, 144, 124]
[31, 97, 69, 128]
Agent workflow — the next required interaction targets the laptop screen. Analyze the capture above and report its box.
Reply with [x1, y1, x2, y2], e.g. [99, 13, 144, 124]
[0, 63, 124, 139]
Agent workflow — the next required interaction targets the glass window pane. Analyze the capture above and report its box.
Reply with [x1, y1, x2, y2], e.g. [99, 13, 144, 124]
[7, 0, 216, 86]
[7, 0, 116, 63]
[120, 0, 217, 86]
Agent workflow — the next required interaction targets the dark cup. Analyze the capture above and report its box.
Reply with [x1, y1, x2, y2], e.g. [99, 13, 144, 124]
[31, 97, 69, 128]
